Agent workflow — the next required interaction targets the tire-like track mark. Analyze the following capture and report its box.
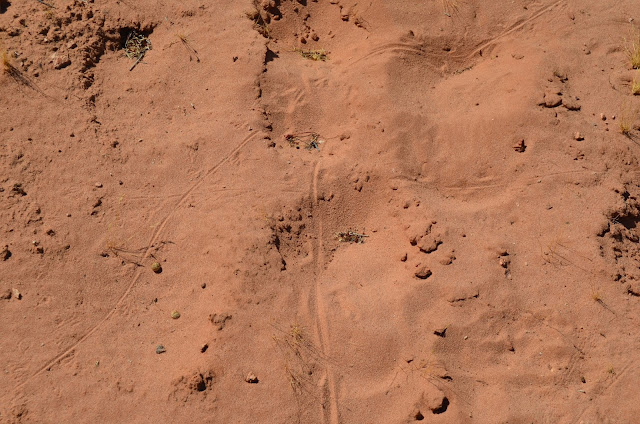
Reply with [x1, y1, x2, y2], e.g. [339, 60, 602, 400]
[349, 0, 566, 68]
[463, 0, 567, 60]
[347, 42, 443, 70]
[570, 361, 636, 424]
[310, 159, 340, 424]
[9, 131, 263, 395]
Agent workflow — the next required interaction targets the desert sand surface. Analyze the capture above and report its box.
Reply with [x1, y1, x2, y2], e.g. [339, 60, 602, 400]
[2, 0, 640, 422]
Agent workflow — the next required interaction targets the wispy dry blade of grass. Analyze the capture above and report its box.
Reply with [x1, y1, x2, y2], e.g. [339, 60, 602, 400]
[2, 49, 46, 95]
[175, 33, 200, 63]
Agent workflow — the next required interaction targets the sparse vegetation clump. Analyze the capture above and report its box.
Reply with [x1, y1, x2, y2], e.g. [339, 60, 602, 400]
[124, 31, 152, 71]
[295, 48, 328, 61]
[336, 230, 369, 244]
[285, 132, 323, 150]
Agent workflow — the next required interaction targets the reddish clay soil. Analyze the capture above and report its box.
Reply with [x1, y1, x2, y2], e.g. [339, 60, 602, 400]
[2, 0, 640, 423]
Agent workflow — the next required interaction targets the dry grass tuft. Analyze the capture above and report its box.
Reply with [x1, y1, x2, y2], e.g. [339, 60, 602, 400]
[2, 49, 13, 74]
[630, 38, 640, 69]
[632, 73, 640, 95]
[619, 105, 636, 136]
[625, 27, 640, 69]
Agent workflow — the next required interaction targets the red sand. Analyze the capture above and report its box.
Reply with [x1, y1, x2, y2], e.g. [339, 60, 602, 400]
[2, 0, 640, 422]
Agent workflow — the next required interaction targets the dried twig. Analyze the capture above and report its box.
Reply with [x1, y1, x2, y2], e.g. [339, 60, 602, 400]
[35, 0, 56, 8]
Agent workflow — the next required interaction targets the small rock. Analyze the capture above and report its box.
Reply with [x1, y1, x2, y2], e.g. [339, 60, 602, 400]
[600, 113, 607, 121]
[1, 289, 12, 300]
[155, 345, 166, 354]
[553, 70, 568, 82]
[171, 310, 181, 319]
[418, 236, 442, 254]
[151, 262, 162, 274]
[400, 253, 407, 262]
[415, 266, 432, 279]
[53, 54, 71, 69]
[563, 97, 581, 111]
[12, 288, 22, 300]
[1, 245, 11, 261]
[574, 132, 584, 141]
[94, 182, 103, 188]
[201, 282, 207, 289]
[513, 138, 526, 152]
[540, 90, 562, 108]
[245, 372, 259, 383]
[200, 344, 209, 353]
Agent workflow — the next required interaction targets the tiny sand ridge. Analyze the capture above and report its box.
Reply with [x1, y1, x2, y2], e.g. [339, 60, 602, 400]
[2, 0, 640, 422]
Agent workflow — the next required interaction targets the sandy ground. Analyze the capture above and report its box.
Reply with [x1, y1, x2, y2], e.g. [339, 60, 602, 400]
[2, 0, 640, 422]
